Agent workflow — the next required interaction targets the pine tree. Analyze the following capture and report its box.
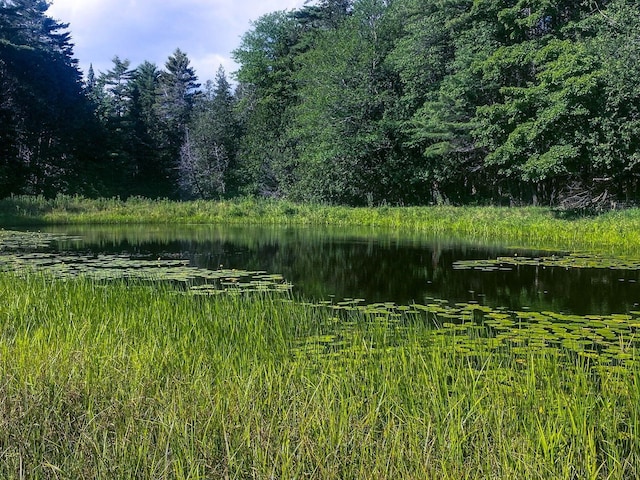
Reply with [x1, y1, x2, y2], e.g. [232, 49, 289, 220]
[154, 48, 200, 196]
[0, 0, 95, 196]
[129, 61, 162, 195]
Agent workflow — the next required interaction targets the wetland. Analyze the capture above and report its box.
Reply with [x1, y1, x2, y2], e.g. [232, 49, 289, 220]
[6, 223, 640, 314]
[4, 224, 640, 369]
[2, 203, 640, 479]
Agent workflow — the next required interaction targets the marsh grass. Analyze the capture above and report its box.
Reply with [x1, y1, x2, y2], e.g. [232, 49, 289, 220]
[1, 273, 638, 479]
[4, 195, 640, 253]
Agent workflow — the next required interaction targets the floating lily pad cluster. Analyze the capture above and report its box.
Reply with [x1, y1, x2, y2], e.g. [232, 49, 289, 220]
[433, 307, 640, 367]
[453, 253, 640, 271]
[0, 229, 81, 251]
[0, 230, 292, 294]
[189, 273, 292, 295]
[295, 298, 640, 369]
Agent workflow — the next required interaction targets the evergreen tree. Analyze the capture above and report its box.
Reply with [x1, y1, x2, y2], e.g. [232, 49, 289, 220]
[0, 0, 96, 196]
[129, 61, 163, 195]
[292, 0, 352, 30]
[91, 57, 137, 194]
[154, 48, 200, 196]
[97, 56, 134, 120]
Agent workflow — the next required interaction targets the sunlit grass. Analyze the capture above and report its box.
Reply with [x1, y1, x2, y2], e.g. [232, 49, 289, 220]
[0, 272, 638, 478]
[2, 195, 640, 253]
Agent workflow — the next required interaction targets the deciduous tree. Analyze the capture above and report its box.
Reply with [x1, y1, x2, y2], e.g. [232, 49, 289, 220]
[179, 67, 240, 199]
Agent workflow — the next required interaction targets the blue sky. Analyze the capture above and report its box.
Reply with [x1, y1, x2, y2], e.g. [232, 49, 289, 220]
[47, 0, 306, 83]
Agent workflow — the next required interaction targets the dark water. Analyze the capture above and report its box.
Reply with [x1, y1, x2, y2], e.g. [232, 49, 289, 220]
[36, 224, 640, 315]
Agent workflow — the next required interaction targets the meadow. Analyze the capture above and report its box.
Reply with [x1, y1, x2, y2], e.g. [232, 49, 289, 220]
[1, 196, 640, 478]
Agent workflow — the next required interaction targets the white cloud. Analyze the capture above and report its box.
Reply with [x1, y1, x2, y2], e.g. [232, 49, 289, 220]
[47, 0, 306, 82]
[190, 53, 236, 86]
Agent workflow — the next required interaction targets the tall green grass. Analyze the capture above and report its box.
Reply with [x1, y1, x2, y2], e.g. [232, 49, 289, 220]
[2, 194, 640, 253]
[0, 273, 638, 479]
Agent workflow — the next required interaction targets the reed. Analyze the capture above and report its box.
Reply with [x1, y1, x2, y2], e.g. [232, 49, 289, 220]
[2, 195, 640, 253]
[0, 272, 638, 479]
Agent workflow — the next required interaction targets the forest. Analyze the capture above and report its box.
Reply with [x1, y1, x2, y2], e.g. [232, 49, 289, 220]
[1, 0, 639, 207]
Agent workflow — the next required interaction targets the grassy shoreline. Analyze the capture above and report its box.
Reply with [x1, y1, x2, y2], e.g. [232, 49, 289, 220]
[3, 195, 640, 253]
[2, 196, 640, 477]
[1, 273, 638, 479]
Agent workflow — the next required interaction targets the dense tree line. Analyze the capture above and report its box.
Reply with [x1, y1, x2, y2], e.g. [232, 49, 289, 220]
[2, 0, 640, 207]
[0, 0, 97, 197]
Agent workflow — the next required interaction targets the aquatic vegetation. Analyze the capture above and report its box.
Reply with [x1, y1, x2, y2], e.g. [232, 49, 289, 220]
[0, 230, 292, 293]
[317, 298, 640, 369]
[0, 272, 638, 479]
[0, 229, 80, 251]
[454, 252, 640, 271]
[0, 250, 292, 293]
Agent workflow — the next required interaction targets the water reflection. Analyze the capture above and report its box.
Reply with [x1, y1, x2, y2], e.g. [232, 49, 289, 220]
[37, 224, 640, 315]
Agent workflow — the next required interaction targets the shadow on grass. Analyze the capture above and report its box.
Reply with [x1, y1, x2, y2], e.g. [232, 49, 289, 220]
[0, 197, 51, 226]
[551, 207, 607, 220]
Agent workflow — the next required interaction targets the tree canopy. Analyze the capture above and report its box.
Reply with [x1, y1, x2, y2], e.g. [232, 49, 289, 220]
[2, 0, 640, 208]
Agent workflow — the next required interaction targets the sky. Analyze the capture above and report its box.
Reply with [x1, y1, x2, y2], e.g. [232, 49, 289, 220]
[47, 0, 306, 83]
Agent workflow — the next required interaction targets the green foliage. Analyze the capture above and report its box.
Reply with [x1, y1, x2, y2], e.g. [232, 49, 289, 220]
[389, 0, 496, 203]
[287, 0, 415, 205]
[0, 0, 97, 197]
[179, 67, 241, 199]
[587, 0, 640, 203]
[2, 0, 640, 208]
[232, 11, 304, 197]
[476, 40, 603, 189]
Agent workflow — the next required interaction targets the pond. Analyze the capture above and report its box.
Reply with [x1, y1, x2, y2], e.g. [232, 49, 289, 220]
[5, 224, 640, 316]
